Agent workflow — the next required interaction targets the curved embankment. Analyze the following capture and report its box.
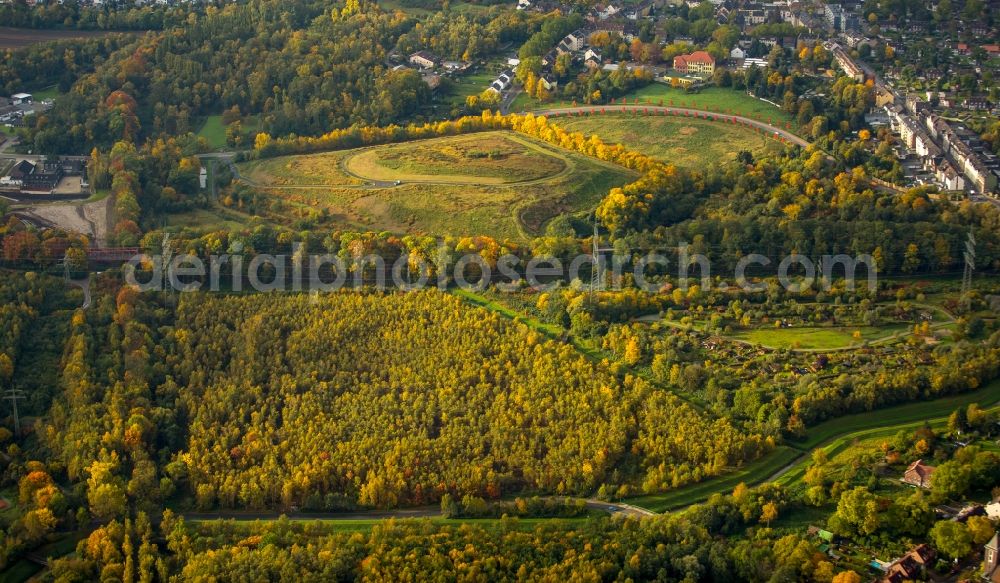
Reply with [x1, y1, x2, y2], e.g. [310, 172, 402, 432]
[534, 105, 808, 147]
[624, 379, 1000, 512]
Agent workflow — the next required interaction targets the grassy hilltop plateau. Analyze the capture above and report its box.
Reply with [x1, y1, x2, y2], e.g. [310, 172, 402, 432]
[0, 0, 999, 580]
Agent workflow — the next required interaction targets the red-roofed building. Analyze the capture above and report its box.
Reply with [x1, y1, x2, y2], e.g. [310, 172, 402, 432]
[673, 51, 716, 76]
[882, 544, 935, 583]
[902, 460, 935, 488]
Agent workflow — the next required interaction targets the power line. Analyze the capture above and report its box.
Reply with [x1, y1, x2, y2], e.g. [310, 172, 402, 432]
[3, 389, 26, 437]
[961, 229, 976, 311]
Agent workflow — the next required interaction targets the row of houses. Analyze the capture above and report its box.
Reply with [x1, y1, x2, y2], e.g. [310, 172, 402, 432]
[924, 114, 1000, 194]
[886, 103, 1000, 194]
[827, 42, 865, 82]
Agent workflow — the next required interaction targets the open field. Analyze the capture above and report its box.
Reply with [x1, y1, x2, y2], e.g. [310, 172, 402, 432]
[515, 85, 795, 126]
[240, 131, 636, 239]
[0, 26, 120, 49]
[343, 133, 566, 184]
[29, 85, 61, 100]
[197, 114, 261, 150]
[196, 115, 228, 149]
[549, 114, 782, 167]
[162, 206, 256, 232]
[240, 150, 361, 187]
[729, 324, 910, 350]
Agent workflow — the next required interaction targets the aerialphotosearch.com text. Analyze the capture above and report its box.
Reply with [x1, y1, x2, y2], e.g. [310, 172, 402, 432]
[124, 244, 878, 294]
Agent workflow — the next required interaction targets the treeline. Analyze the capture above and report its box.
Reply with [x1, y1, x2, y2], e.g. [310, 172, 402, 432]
[440, 494, 589, 518]
[0, 1, 200, 31]
[603, 142, 1000, 274]
[15, 0, 533, 153]
[0, 34, 134, 97]
[47, 483, 865, 582]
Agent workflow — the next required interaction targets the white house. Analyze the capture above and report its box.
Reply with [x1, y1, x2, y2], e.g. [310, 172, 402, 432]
[11, 93, 31, 105]
[597, 3, 621, 19]
[730, 47, 746, 59]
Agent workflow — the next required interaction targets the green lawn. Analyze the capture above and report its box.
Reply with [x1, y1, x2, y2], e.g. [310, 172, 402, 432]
[437, 71, 496, 109]
[163, 206, 257, 232]
[197, 115, 227, 150]
[451, 288, 567, 339]
[548, 114, 783, 167]
[0, 559, 41, 583]
[729, 324, 909, 350]
[516, 85, 795, 127]
[0, 532, 83, 583]
[29, 85, 61, 100]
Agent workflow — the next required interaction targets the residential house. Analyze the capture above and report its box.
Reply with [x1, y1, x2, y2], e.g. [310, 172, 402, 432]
[593, 22, 638, 41]
[626, 0, 654, 19]
[409, 51, 439, 70]
[936, 160, 966, 191]
[741, 57, 768, 68]
[730, 46, 746, 59]
[537, 75, 558, 91]
[882, 544, 935, 583]
[983, 532, 999, 583]
[486, 71, 514, 95]
[11, 93, 31, 105]
[595, 2, 621, 19]
[830, 44, 864, 81]
[901, 459, 935, 488]
[673, 51, 716, 75]
[963, 97, 990, 111]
